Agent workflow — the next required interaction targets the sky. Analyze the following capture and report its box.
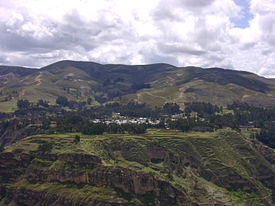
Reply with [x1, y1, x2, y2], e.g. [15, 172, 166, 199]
[0, 0, 275, 77]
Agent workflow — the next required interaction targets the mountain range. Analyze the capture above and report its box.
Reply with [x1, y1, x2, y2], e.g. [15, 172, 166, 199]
[1, 60, 275, 205]
[1, 60, 275, 111]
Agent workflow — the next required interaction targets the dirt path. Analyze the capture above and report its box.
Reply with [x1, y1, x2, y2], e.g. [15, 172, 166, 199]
[19, 89, 26, 98]
[35, 72, 43, 86]
[137, 93, 142, 103]
[136, 91, 167, 103]
[144, 91, 167, 100]
[178, 86, 187, 100]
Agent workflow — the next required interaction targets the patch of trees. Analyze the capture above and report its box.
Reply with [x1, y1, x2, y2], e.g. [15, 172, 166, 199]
[80, 102, 159, 119]
[56, 114, 84, 133]
[80, 122, 106, 135]
[227, 101, 275, 148]
[43, 110, 148, 135]
[131, 83, 150, 91]
[17, 99, 31, 109]
[209, 113, 239, 130]
[228, 101, 275, 124]
[56, 96, 87, 109]
[163, 103, 180, 115]
[37, 99, 49, 107]
[82, 102, 182, 119]
[74, 135, 80, 144]
[16, 99, 184, 119]
[87, 98, 92, 105]
[256, 123, 275, 149]
[9, 98, 275, 149]
[56, 96, 69, 106]
[184, 102, 221, 117]
[123, 124, 147, 134]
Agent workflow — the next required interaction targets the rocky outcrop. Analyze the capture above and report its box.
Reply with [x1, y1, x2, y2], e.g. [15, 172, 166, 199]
[0, 152, 196, 206]
[251, 139, 275, 165]
[26, 164, 194, 205]
[57, 153, 102, 164]
[1, 129, 274, 206]
[89, 166, 192, 205]
[2, 187, 141, 206]
[0, 152, 27, 183]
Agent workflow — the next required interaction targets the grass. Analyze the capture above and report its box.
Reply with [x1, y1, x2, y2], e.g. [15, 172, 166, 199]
[3, 129, 248, 155]
[0, 101, 17, 113]
[12, 179, 122, 202]
[3, 128, 274, 205]
[0, 66, 100, 112]
[3, 62, 275, 112]
[120, 76, 275, 107]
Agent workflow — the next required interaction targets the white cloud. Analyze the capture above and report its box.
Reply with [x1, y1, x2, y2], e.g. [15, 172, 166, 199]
[0, 0, 275, 77]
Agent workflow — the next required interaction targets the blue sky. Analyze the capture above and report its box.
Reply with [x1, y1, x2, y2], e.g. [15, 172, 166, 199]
[231, 0, 254, 28]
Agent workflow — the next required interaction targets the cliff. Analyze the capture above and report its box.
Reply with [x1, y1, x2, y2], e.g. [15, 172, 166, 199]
[0, 128, 274, 205]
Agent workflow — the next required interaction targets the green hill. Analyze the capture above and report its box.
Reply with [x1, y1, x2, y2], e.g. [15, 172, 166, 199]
[1, 128, 274, 205]
[1, 60, 275, 111]
[1, 61, 275, 206]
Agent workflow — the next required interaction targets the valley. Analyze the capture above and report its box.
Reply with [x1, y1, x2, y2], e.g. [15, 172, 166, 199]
[0, 61, 275, 206]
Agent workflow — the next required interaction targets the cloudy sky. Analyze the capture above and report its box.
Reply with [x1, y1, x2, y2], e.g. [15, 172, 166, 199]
[0, 0, 275, 77]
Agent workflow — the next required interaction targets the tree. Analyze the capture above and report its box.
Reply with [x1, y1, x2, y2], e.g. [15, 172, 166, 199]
[81, 123, 105, 135]
[163, 103, 180, 115]
[37, 99, 49, 107]
[42, 119, 51, 130]
[17, 99, 31, 109]
[125, 124, 147, 134]
[74, 135, 80, 144]
[87, 97, 92, 105]
[0, 146, 4, 153]
[56, 96, 69, 107]
[38, 142, 53, 154]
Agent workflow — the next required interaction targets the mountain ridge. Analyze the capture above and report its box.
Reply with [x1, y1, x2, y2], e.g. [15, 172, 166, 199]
[0, 61, 275, 206]
[1, 60, 275, 112]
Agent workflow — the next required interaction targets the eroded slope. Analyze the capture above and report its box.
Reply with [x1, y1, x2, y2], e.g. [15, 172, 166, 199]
[0, 129, 274, 205]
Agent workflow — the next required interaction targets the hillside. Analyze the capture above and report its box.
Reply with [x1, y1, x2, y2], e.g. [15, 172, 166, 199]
[1, 128, 274, 205]
[119, 67, 275, 107]
[1, 60, 275, 111]
[1, 61, 275, 206]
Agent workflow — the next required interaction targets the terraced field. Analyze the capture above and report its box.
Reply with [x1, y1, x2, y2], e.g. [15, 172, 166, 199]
[1, 128, 274, 205]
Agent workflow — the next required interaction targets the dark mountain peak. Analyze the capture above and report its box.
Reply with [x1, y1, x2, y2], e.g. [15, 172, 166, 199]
[174, 66, 269, 93]
[0, 65, 38, 76]
[37, 60, 273, 94]
[205, 67, 255, 75]
[41, 60, 102, 71]
[105, 62, 175, 68]
[0, 60, 275, 109]
[42, 60, 175, 71]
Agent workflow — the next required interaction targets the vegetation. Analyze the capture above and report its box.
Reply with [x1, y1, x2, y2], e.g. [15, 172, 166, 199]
[0, 61, 275, 205]
[0, 128, 274, 205]
[1, 60, 275, 112]
[17, 99, 31, 109]
[74, 135, 80, 144]
[38, 142, 53, 154]
[1, 98, 275, 149]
